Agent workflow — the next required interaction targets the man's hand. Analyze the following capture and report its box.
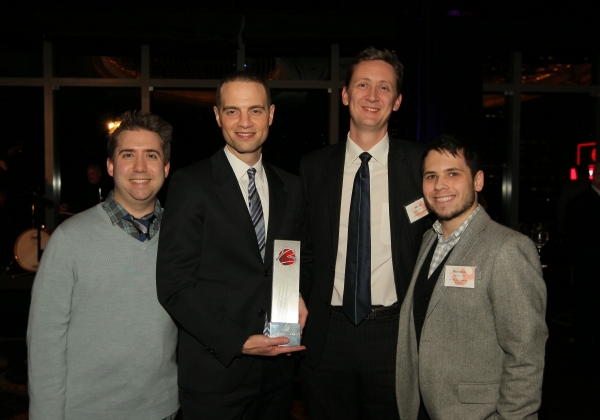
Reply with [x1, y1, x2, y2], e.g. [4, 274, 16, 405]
[299, 294, 308, 334]
[242, 334, 306, 356]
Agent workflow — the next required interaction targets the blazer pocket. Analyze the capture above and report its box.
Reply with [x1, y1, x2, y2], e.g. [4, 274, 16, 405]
[457, 381, 500, 404]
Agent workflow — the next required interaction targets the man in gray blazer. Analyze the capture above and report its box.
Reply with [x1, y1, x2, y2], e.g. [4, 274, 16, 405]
[396, 135, 548, 420]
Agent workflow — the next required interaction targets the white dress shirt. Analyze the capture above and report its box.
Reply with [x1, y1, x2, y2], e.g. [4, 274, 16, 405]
[331, 134, 396, 306]
[223, 146, 270, 235]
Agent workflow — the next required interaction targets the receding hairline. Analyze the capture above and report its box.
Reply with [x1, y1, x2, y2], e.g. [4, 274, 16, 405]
[216, 80, 271, 109]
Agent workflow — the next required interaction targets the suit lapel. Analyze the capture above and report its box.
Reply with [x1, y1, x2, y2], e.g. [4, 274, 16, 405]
[327, 143, 346, 263]
[264, 164, 287, 268]
[425, 209, 490, 320]
[212, 150, 263, 263]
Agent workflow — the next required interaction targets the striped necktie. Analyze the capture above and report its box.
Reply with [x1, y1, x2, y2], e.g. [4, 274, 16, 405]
[124, 214, 153, 242]
[247, 168, 266, 261]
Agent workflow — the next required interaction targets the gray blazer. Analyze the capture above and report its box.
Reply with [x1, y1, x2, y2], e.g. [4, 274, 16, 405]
[396, 208, 548, 420]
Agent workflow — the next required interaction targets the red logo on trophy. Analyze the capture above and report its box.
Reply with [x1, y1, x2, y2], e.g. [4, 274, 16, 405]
[277, 248, 296, 266]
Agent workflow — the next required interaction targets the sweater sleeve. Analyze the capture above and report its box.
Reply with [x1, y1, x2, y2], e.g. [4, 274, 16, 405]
[27, 228, 74, 420]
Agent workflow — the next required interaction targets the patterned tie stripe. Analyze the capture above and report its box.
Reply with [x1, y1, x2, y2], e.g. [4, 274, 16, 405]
[125, 215, 152, 242]
[247, 168, 266, 261]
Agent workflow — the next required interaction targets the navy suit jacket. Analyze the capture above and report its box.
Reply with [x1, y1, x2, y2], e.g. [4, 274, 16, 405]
[156, 149, 307, 392]
[299, 137, 431, 367]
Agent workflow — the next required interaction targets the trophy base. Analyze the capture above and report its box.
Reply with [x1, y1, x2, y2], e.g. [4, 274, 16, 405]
[268, 322, 301, 346]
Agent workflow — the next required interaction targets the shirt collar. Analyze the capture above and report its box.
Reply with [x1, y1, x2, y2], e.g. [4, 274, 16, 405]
[432, 204, 481, 243]
[103, 190, 163, 226]
[223, 145, 266, 183]
[344, 133, 389, 167]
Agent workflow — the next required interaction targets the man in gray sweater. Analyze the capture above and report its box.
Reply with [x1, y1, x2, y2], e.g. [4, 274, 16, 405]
[27, 111, 179, 420]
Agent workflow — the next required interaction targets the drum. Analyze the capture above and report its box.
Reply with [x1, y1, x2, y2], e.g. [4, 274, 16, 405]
[14, 229, 51, 272]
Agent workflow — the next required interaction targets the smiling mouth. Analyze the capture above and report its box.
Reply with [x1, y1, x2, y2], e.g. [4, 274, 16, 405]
[435, 195, 455, 202]
[363, 107, 379, 112]
[236, 132, 255, 138]
[131, 179, 150, 184]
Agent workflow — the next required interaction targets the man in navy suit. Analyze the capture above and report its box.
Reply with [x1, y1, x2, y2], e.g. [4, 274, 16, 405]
[157, 71, 307, 420]
[300, 47, 431, 419]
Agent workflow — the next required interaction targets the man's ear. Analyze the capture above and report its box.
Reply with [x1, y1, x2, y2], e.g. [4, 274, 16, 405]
[341, 86, 349, 106]
[474, 170, 484, 192]
[393, 94, 402, 111]
[107, 158, 114, 177]
[213, 106, 222, 127]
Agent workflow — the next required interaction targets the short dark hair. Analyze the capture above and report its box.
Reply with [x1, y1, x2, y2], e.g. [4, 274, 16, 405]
[422, 134, 482, 178]
[215, 71, 271, 109]
[107, 111, 173, 163]
[345, 47, 404, 95]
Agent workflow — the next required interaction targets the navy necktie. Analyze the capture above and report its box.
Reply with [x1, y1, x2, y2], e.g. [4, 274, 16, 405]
[344, 152, 372, 326]
[248, 168, 266, 261]
[125, 215, 153, 242]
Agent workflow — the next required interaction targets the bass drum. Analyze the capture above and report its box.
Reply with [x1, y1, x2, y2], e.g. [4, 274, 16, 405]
[14, 229, 51, 272]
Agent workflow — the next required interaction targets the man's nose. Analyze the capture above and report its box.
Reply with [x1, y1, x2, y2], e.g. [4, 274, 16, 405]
[133, 156, 147, 172]
[238, 111, 252, 128]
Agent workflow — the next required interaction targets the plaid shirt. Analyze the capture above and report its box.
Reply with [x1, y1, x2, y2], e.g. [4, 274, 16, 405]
[102, 190, 163, 241]
[428, 205, 481, 277]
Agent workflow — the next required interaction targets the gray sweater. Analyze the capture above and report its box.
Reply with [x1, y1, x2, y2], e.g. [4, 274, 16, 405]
[27, 204, 178, 420]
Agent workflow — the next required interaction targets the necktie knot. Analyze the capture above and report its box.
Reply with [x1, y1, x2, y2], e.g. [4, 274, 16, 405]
[248, 168, 257, 179]
[359, 152, 372, 165]
[124, 214, 154, 241]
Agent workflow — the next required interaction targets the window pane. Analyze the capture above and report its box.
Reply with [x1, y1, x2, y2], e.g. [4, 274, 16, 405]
[150, 89, 222, 173]
[150, 46, 236, 79]
[266, 89, 330, 172]
[246, 45, 331, 81]
[521, 53, 593, 85]
[54, 44, 141, 78]
[483, 53, 510, 84]
[480, 94, 508, 222]
[0, 87, 44, 265]
[55, 87, 141, 211]
[519, 93, 595, 226]
[0, 43, 43, 77]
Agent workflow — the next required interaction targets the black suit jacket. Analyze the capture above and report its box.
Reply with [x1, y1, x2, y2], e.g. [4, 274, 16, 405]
[156, 149, 306, 393]
[299, 137, 431, 367]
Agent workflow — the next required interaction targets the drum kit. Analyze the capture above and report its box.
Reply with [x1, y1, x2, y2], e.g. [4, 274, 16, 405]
[3, 194, 73, 277]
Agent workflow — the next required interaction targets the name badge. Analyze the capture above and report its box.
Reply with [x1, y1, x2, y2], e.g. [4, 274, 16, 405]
[405, 198, 429, 223]
[444, 265, 475, 288]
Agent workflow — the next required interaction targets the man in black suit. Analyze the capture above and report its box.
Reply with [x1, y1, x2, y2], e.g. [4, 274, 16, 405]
[299, 47, 431, 419]
[156, 71, 307, 420]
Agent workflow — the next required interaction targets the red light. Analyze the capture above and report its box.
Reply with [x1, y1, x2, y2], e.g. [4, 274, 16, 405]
[570, 168, 577, 180]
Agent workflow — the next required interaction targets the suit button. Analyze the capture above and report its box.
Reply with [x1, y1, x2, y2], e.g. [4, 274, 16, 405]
[330, 267, 335, 273]
[258, 310, 266, 317]
[264, 270, 270, 277]
[324, 302, 330, 308]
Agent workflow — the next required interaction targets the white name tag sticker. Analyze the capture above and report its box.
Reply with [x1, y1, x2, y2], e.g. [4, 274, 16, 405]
[444, 265, 475, 288]
[405, 198, 429, 223]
